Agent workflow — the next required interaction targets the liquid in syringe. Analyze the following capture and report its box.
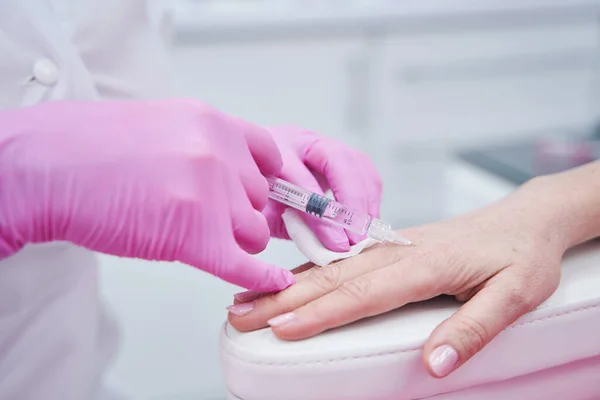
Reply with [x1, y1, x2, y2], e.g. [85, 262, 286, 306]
[266, 176, 411, 245]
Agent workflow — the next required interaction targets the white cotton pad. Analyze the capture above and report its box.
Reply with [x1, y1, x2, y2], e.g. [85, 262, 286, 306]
[281, 208, 377, 267]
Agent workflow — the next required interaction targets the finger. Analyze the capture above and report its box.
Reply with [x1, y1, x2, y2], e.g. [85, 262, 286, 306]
[422, 274, 540, 378]
[243, 123, 283, 176]
[227, 242, 409, 332]
[280, 163, 350, 252]
[220, 249, 296, 293]
[303, 216, 351, 252]
[232, 263, 317, 305]
[262, 201, 290, 240]
[232, 261, 325, 304]
[266, 256, 439, 340]
[228, 174, 271, 254]
[239, 167, 270, 211]
[231, 262, 315, 305]
[179, 158, 292, 293]
[304, 143, 383, 245]
[234, 210, 271, 255]
[228, 119, 277, 211]
[199, 105, 273, 211]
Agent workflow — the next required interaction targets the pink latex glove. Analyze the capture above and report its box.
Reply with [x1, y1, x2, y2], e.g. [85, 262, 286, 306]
[264, 126, 383, 251]
[0, 100, 295, 292]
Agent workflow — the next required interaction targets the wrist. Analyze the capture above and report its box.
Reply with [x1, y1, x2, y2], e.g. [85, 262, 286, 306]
[515, 176, 571, 250]
[0, 108, 41, 254]
[516, 164, 600, 250]
[494, 176, 570, 255]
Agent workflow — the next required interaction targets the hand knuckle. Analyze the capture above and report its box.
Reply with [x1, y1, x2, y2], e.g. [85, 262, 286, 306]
[188, 98, 212, 113]
[175, 98, 208, 117]
[546, 267, 562, 292]
[505, 286, 536, 315]
[338, 277, 371, 302]
[307, 265, 343, 293]
[194, 103, 228, 131]
[192, 152, 224, 171]
[455, 315, 489, 354]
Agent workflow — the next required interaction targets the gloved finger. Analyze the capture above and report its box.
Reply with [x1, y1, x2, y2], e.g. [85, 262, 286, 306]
[422, 273, 541, 378]
[179, 170, 294, 293]
[231, 262, 315, 305]
[228, 132, 270, 211]
[228, 174, 272, 254]
[234, 209, 271, 255]
[263, 254, 435, 340]
[180, 216, 291, 293]
[304, 144, 382, 245]
[223, 249, 296, 292]
[262, 201, 291, 240]
[242, 122, 283, 177]
[238, 166, 270, 211]
[280, 160, 350, 252]
[304, 217, 351, 252]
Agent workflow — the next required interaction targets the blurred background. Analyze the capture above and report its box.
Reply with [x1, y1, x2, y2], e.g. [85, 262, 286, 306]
[99, 0, 600, 398]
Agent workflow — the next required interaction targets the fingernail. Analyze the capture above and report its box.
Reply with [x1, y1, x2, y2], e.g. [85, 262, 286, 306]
[428, 345, 459, 377]
[267, 312, 297, 327]
[227, 302, 255, 317]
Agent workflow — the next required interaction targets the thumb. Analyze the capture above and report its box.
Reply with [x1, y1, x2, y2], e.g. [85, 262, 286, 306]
[423, 275, 538, 378]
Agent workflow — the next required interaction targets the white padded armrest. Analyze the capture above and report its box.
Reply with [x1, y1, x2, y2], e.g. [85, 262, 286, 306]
[220, 241, 600, 400]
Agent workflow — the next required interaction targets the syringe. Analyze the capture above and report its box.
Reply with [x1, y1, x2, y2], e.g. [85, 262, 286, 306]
[266, 176, 411, 245]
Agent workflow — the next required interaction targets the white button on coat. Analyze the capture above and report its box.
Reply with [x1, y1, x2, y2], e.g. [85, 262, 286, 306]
[33, 58, 59, 86]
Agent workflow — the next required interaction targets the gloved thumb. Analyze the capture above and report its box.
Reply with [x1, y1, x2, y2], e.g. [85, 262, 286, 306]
[422, 277, 537, 378]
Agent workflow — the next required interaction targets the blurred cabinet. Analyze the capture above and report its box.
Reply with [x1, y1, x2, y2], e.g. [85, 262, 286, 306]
[170, 37, 373, 150]
[374, 21, 598, 146]
[371, 18, 600, 226]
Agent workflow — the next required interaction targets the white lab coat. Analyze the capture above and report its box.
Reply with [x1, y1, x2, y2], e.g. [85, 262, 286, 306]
[0, 1, 174, 398]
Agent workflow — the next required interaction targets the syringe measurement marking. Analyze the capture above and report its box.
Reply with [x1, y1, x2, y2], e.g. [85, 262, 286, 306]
[269, 180, 355, 225]
[270, 182, 310, 206]
[325, 202, 354, 226]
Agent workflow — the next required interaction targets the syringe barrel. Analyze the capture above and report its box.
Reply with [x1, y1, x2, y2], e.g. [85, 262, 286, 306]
[267, 176, 411, 245]
[266, 176, 372, 235]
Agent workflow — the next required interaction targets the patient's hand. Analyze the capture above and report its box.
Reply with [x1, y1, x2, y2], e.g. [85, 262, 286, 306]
[228, 178, 571, 378]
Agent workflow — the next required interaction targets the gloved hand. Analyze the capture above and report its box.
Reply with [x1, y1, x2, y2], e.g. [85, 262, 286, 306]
[263, 126, 382, 251]
[0, 100, 295, 292]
